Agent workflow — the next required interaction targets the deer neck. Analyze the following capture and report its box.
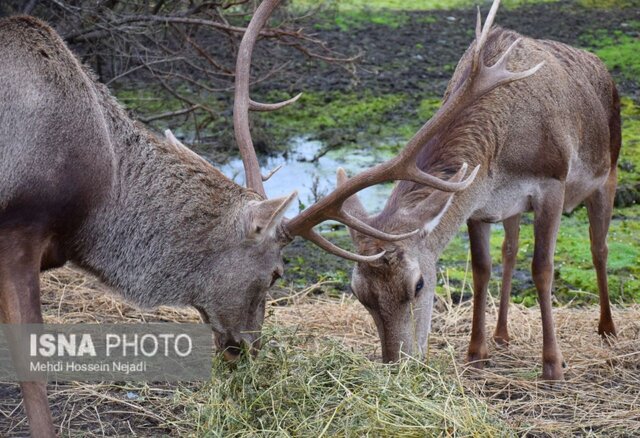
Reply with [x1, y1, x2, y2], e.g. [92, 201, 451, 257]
[383, 134, 492, 256]
[71, 89, 258, 308]
[424, 186, 485, 255]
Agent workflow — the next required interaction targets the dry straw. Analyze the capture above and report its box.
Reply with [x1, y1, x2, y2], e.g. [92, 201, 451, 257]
[0, 266, 638, 436]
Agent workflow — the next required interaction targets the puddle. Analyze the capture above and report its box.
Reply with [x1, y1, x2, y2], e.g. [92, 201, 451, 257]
[219, 137, 396, 217]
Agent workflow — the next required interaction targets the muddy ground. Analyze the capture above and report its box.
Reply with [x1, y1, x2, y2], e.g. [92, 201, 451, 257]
[261, 1, 639, 98]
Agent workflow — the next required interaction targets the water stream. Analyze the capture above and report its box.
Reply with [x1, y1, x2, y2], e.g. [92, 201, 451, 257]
[219, 137, 395, 217]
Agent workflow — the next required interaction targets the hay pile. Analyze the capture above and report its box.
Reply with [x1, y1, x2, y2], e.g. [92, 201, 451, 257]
[275, 292, 640, 436]
[1, 266, 638, 436]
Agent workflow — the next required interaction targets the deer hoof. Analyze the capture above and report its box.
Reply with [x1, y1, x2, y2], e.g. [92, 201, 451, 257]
[598, 321, 617, 343]
[541, 360, 565, 381]
[493, 332, 510, 347]
[467, 347, 489, 369]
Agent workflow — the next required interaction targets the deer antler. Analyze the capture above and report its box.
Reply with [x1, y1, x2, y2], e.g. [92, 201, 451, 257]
[233, 0, 543, 262]
[282, 0, 544, 259]
[233, 0, 422, 263]
[233, 0, 301, 197]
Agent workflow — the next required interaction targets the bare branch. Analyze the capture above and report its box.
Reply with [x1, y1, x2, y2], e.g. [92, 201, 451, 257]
[138, 105, 201, 123]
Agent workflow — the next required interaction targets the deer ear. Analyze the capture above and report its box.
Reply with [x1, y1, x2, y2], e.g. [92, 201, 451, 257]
[336, 168, 370, 241]
[245, 191, 298, 240]
[164, 129, 181, 147]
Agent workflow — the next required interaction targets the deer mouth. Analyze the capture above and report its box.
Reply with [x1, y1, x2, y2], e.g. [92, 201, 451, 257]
[221, 340, 243, 361]
[218, 336, 261, 361]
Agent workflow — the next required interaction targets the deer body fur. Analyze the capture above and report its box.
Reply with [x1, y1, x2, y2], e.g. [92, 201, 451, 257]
[0, 16, 298, 436]
[347, 27, 620, 379]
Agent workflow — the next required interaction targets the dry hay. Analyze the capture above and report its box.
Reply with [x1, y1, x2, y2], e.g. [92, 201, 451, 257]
[1, 266, 639, 436]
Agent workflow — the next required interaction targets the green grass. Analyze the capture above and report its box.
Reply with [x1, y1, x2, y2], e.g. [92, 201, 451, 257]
[291, 0, 559, 12]
[315, 9, 414, 31]
[577, 0, 639, 7]
[298, 0, 563, 31]
[261, 91, 418, 147]
[178, 326, 508, 436]
[439, 205, 640, 306]
[619, 97, 640, 186]
[580, 24, 640, 83]
[597, 37, 640, 82]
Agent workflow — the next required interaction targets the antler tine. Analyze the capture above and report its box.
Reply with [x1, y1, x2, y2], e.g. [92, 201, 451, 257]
[261, 164, 283, 182]
[332, 210, 420, 241]
[473, 0, 501, 64]
[250, 93, 303, 112]
[233, 0, 301, 197]
[475, 7, 482, 42]
[298, 228, 386, 263]
[283, 0, 545, 259]
[284, 160, 473, 243]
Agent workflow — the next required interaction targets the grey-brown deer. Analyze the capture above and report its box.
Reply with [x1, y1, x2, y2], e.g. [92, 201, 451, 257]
[0, 0, 485, 435]
[339, 0, 620, 381]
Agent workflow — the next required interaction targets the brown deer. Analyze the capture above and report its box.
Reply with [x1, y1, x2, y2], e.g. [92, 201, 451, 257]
[339, 0, 621, 381]
[0, 0, 483, 435]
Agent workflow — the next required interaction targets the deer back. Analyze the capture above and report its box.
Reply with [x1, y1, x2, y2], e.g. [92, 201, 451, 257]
[376, 27, 618, 236]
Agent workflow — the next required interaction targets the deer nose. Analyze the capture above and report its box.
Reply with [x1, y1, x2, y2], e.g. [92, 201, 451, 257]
[222, 340, 243, 362]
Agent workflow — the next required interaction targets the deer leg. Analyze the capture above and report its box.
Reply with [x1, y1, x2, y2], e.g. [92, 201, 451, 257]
[585, 169, 617, 338]
[494, 213, 521, 346]
[0, 231, 56, 437]
[531, 189, 565, 381]
[467, 220, 492, 368]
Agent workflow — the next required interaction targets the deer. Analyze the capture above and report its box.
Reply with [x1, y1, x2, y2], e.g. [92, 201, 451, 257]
[0, 0, 488, 434]
[337, 0, 621, 381]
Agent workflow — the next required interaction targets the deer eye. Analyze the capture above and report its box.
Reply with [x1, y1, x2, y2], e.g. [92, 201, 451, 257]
[415, 276, 424, 296]
[270, 270, 281, 287]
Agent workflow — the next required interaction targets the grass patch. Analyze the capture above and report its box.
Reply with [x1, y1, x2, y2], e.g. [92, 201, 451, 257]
[439, 205, 640, 306]
[261, 91, 411, 146]
[577, 0, 639, 7]
[292, 0, 559, 12]
[596, 36, 640, 82]
[580, 24, 640, 83]
[298, 0, 561, 31]
[315, 9, 414, 31]
[259, 91, 444, 149]
[618, 97, 640, 187]
[181, 326, 507, 437]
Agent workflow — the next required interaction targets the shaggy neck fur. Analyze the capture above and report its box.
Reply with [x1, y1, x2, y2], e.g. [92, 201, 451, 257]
[71, 82, 259, 308]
